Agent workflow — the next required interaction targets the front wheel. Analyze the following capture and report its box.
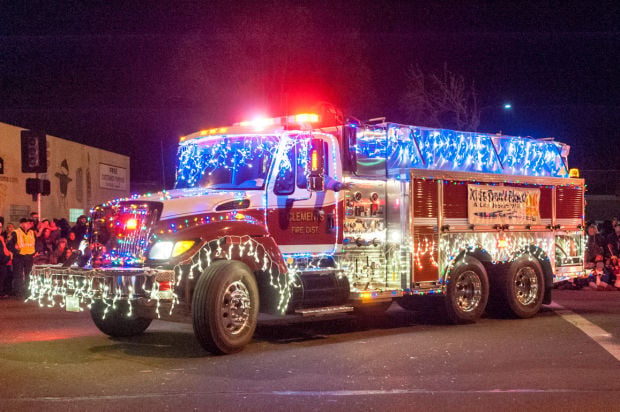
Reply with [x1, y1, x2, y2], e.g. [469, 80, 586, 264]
[90, 300, 152, 337]
[444, 257, 489, 324]
[192, 260, 259, 355]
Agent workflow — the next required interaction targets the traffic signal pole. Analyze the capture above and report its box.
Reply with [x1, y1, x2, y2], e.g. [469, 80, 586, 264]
[36, 172, 41, 217]
[21, 130, 48, 217]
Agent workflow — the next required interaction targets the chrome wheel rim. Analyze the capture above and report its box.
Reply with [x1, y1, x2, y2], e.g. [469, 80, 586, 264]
[514, 266, 538, 306]
[454, 270, 482, 312]
[220, 281, 251, 335]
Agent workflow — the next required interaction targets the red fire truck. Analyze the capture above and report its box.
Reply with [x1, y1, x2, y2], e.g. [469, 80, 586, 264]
[29, 113, 585, 354]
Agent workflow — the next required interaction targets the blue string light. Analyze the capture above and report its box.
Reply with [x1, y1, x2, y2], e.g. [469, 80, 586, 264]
[356, 124, 569, 178]
[175, 135, 279, 189]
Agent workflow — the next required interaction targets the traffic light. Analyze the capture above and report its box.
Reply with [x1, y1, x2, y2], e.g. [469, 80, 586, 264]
[41, 179, 51, 195]
[21, 130, 47, 173]
[26, 178, 51, 200]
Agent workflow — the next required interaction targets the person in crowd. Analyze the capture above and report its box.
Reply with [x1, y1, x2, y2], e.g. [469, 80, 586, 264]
[30, 212, 41, 233]
[3, 222, 15, 239]
[0, 220, 13, 298]
[605, 223, 620, 260]
[55, 218, 71, 239]
[34, 227, 55, 264]
[584, 223, 605, 268]
[0, 216, 8, 239]
[8, 218, 36, 298]
[67, 230, 79, 250]
[608, 258, 620, 289]
[47, 219, 61, 244]
[588, 255, 617, 291]
[35, 218, 50, 238]
[0, 219, 14, 295]
[71, 215, 88, 246]
[53, 238, 72, 264]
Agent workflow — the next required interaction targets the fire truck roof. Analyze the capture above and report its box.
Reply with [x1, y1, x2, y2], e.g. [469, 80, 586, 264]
[179, 114, 571, 178]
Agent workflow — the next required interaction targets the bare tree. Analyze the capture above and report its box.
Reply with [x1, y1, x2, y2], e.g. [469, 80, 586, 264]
[402, 63, 480, 131]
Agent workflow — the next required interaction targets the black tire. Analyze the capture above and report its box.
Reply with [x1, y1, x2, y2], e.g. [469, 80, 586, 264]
[90, 300, 152, 337]
[443, 257, 489, 324]
[192, 260, 259, 355]
[490, 257, 544, 319]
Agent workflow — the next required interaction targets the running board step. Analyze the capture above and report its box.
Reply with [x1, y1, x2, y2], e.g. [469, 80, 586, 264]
[295, 305, 354, 317]
[298, 269, 344, 276]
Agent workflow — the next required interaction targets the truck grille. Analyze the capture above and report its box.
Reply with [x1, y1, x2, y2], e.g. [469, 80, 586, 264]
[90, 201, 162, 267]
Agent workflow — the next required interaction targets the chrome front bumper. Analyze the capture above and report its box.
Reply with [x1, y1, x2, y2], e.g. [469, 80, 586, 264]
[28, 265, 176, 312]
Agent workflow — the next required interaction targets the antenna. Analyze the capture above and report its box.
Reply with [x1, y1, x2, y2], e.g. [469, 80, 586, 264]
[160, 138, 166, 190]
[367, 117, 386, 124]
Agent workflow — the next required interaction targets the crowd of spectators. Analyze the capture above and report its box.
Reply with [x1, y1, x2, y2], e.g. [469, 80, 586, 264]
[0, 212, 88, 298]
[560, 218, 620, 291]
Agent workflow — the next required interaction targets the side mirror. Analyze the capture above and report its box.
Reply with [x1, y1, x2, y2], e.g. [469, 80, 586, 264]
[342, 125, 357, 173]
[307, 138, 325, 192]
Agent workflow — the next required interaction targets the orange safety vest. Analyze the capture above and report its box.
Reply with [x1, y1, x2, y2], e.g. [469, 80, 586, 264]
[15, 228, 35, 255]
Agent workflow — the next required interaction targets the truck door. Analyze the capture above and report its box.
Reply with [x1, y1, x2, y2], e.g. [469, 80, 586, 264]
[266, 133, 341, 255]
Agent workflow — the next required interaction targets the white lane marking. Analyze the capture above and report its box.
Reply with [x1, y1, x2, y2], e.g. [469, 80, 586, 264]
[4, 388, 605, 402]
[271, 389, 578, 396]
[549, 302, 620, 361]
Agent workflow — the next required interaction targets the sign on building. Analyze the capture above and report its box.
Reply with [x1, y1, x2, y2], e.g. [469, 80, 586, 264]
[99, 163, 128, 190]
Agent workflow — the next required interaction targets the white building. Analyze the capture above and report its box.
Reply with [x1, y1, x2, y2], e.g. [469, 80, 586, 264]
[0, 122, 130, 225]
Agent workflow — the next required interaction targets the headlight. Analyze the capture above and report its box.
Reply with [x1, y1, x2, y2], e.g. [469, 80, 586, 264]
[149, 241, 174, 260]
[149, 240, 196, 260]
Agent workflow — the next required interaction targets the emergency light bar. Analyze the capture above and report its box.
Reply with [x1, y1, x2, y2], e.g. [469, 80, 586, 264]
[235, 113, 319, 129]
[180, 113, 320, 142]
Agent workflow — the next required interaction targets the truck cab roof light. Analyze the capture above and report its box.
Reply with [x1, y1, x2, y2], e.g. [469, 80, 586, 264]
[238, 117, 279, 130]
[291, 113, 319, 123]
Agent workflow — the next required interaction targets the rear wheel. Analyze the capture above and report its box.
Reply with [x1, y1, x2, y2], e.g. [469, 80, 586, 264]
[192, 260, 259, 355]
[90, 300, 152, 337]
[490, 257, 544, 318]
[444, 258, 489, 324]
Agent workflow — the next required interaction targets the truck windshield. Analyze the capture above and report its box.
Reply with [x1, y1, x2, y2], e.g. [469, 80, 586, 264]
[175, 135, 279, 190]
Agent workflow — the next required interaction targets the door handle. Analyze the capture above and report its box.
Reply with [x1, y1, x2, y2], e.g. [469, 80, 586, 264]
[326, 213, 335, 233]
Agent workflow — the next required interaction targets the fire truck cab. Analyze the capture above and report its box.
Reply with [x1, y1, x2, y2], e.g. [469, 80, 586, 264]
[29, 113, 585, 355]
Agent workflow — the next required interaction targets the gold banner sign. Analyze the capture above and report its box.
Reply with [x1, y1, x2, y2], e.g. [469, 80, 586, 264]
[468, 185, 540, 225]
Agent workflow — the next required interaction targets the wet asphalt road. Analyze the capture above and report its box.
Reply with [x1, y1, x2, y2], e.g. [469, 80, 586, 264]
[0, 289, 618, 411]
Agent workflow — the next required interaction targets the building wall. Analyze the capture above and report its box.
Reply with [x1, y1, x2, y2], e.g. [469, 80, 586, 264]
[585, 195, 620, 222]
[0, 122, 130, 225]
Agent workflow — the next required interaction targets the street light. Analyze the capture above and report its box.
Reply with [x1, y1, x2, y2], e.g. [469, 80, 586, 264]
[504, 103, 512, 110]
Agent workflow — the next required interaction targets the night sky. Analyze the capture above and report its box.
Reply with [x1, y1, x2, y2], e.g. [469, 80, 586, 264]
[1, 1, 618, 190]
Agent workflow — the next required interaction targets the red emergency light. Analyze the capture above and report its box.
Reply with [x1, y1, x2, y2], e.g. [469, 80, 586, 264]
[126, 218, 138, 230]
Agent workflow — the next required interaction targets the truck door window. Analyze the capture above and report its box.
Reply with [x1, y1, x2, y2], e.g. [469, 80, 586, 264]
[274, 144, 295, 195]
[296, 140, 329, 189]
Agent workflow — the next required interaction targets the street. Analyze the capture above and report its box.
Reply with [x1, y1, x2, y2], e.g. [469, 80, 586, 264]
[0, 290, 618, 411]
